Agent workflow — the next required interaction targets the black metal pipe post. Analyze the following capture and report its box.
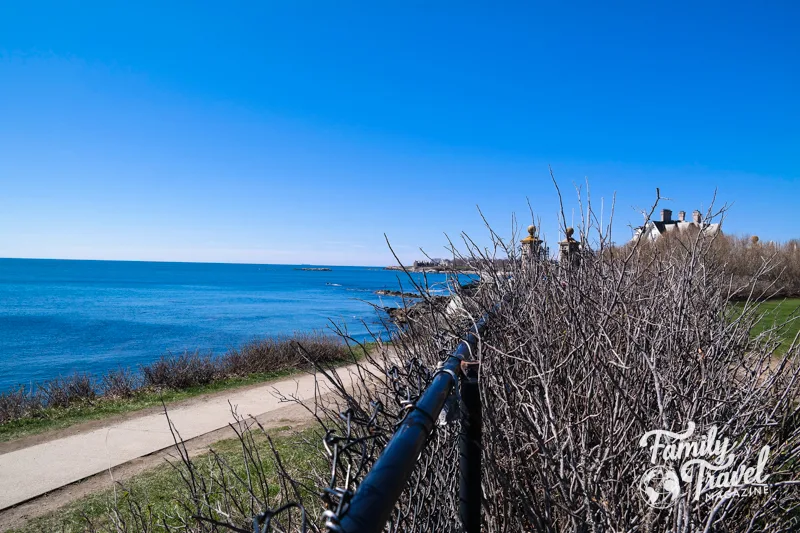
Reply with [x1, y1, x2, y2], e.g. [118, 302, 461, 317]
[333, 314, 490, 533]
[459, 362, 481, 533]
[334, 354, 459, 533]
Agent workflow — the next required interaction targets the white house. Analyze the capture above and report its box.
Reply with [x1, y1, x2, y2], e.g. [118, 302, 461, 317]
[632, 209, 721, 242]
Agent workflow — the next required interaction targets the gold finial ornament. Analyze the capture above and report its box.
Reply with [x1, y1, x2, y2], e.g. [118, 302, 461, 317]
[521, 225, 540, 244]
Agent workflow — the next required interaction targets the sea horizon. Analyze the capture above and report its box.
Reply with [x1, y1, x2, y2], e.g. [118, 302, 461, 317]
[0, 258, 454, 391]
[0, 256, 389, 268]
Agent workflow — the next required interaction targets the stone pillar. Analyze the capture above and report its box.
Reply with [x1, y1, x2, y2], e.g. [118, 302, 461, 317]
[520, 225, 544, 261]
[559, 227, 580, 263]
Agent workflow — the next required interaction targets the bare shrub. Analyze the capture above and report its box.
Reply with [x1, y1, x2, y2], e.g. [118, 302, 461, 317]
[40, 373, 97, 408]
[101, 367, 140, 399]
[291, 332, 350, 364]
[141, 352, 219, 390]
[39, 378, 70, 409]
[0, 386, 41, 423]
[220, 333, 347, 376]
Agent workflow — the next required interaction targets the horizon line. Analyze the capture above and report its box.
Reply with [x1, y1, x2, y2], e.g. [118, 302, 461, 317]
[0, 256, 393, 269]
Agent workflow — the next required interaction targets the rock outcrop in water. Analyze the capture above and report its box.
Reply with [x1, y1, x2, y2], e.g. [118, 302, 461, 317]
[384, 295, 450, 325]
[375, 289, 422, 298]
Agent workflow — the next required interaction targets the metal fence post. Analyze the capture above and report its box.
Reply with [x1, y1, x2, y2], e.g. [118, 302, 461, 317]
[459, 361, 481, 533]
[329, 311, 495, 533]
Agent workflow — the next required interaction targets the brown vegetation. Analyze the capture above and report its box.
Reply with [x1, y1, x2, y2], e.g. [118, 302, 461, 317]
[312, 194, 800, 531]
[625, 228, 800, 300]
[717, 235, 800, 299]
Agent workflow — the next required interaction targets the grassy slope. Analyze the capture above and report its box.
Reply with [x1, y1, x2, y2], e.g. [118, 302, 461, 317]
[732, 298, 800, 355]
[11, 426, 323, 533]
[1, 342, 375, 443]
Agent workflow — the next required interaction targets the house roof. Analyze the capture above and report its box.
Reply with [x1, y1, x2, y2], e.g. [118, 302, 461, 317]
[633, 220, 721, 241]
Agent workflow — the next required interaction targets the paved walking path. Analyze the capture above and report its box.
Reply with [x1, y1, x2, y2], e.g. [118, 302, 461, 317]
[0, 364, 363, 511]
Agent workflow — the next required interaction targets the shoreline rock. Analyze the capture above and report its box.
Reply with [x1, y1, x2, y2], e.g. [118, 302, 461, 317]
[383, 295, 450, 325]
[375, 289, 422, 298]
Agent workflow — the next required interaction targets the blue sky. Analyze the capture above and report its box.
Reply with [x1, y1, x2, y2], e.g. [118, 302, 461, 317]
[1, 2, 798, 265]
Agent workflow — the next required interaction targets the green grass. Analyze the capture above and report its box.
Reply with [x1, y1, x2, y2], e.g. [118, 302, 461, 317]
[12, 426, 323, 533]
[732, 298, 800, 355]
[1, 341, 379, 443]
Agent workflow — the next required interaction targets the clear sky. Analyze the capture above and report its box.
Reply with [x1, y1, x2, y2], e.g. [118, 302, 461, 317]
[1, 2, 798, 266]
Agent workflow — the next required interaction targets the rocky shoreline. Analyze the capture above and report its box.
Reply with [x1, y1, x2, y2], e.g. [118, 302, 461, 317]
[383, 295, 450, 324]
[380, 279, 483, 325]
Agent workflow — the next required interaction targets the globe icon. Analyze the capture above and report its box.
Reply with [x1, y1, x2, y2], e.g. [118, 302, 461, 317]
[638, 466, 680, 509]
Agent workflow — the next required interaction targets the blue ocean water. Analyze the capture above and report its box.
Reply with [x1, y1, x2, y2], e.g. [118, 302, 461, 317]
[0, 259, 454, 391]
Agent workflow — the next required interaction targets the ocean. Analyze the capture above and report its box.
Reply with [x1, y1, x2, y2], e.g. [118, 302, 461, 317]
[0, 258, 455, 391]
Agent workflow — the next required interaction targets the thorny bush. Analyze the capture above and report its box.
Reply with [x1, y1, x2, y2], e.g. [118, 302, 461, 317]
[310, 189, 800, 532]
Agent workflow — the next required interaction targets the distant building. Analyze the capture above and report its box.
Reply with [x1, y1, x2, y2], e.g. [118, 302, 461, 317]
[412, 258, 452, 269]
[632, 209, 721, 242]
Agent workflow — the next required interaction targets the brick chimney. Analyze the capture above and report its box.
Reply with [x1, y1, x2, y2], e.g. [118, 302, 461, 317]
[660, 209, 673, 222]
[678, 211, 686, 222]
[692, 210, 702, 224]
